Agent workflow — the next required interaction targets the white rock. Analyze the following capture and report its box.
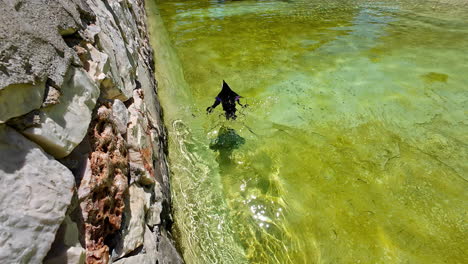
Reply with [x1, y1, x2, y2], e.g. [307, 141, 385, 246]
[156, 230, 184, 264]
[85, 43, 109, 84]
[128, 149, 155, 185]
[146, 185, 163, 228]
[107, 0, 140, 62]
[112, 99, 129, 135]
[86, 0, 137, 100]
[22, 67, 100, 158]
[143, 226, 158, 257]
[114, 226, 158, 264]
[0, 125, 75, 264]
[77, 158, 93, 204]
[0, 1, 87, 123]
[127, 90, 148, 148]
[0, 81, 46, 123]
[114, 184, 147, 258]
[136, 62, 160, 123]
[82, 24, 101, 43]
[146, 203, 162, 228]
[127, 89, 156, 184]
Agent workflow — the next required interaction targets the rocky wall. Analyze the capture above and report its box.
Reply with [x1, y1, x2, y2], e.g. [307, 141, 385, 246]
[0, 0, 182, 263]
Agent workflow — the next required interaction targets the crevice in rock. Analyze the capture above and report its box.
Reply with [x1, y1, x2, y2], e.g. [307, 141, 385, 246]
[160, 199, 173, 232]
[24, 60, 32, 75]
[14, 1, 23, 11]
[123, 244, 143, 258]
[123, 97, 134, 108]
[135, 79, 142, 90]
[103, 230, 120, 254]
[77, 5, 96, 28]
[63, 31, 84, 49]
[6, 109, 41, 131]
[54, 46, 66, 58]
[0, 64, 9, 76]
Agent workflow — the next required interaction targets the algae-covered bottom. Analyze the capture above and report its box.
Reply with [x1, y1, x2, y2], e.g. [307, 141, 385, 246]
[147, 0, 468, 263]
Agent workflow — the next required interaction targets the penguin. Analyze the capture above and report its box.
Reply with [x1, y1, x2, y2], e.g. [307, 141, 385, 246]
[206, 80, 246, 120]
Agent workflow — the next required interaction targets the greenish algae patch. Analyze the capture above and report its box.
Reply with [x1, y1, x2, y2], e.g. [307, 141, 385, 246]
[421, 72, 449, 83]
[147, 0, 468, 263]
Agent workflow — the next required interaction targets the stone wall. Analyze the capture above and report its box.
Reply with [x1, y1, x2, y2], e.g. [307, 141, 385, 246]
[0, 0, 182, 263]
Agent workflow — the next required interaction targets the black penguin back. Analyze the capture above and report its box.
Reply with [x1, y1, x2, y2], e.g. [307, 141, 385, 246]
[217, 80, 239, 100]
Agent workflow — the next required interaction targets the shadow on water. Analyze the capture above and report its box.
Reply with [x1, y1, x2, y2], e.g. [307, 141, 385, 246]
[209, 126, 245, 169]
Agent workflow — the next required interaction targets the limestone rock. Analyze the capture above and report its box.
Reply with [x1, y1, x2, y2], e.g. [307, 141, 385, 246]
[1, 0, 182, 263]
[67, 247, 86, 264]
[77, 158, 93, 203]
[136, 61, 161, 125]
[134, 63, 171, 200]
[20, 67, 99, 158]
[113, 181, 166, 259]
[0, 81, 46, 123]
[144, 226, 158, 257]
[42, 84, 62, 108]
[127, 89, 157, 185]
[146, 202, 163, 228]
[82, 24, 101, 43]
[0, 125, 75, 264]
[114, 184, 148, 258]
[86, 0, 138, 100]
[0, 0, 92, 122]
[146, 185, 164, 228]
[114, 226, 182, 264]
[154, 229, 185, 264]
[113, 226, 157, 264]
[112, 99, 129, 135]
[76, 43, 110, 84]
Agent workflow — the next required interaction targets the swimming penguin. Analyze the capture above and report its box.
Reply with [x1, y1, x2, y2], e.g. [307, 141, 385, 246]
[206, 80, 247, 120]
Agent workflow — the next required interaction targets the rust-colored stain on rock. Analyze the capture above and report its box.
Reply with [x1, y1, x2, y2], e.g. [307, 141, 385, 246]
[81, 103, 129, 264]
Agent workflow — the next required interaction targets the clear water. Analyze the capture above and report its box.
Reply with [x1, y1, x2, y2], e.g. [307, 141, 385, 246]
[146, 0, 468, 263]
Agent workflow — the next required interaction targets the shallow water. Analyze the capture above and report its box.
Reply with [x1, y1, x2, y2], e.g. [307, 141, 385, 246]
[146, 0, 468, 263]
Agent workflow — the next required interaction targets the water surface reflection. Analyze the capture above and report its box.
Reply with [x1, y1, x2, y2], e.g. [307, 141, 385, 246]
[148, 0, 468, 263]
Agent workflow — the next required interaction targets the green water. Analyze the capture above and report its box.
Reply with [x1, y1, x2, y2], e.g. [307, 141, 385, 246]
[146, 0, 468, 263]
